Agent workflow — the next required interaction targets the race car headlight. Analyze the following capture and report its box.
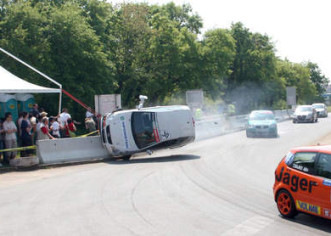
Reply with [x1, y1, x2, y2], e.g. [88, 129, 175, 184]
[248, 124, 254, 128]
[307, 113, 312, 117]
[270, 123, 277, 128]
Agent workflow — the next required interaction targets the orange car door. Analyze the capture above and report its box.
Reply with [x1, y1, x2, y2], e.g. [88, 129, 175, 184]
[286, 152, 323, 216]
[312, 153, 331, 218]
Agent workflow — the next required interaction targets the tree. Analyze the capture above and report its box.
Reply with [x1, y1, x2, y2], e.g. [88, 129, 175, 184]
[200, 28, 236, 99]
[227, 22, 278, 112]
[276, 59, 317, 104]
[306, 61, 329, 101]
[46, 1, 114, 115]
[158, 2, 203, 34]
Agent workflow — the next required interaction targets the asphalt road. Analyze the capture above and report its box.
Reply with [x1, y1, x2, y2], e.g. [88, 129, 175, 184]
[1, 117, 331, 235]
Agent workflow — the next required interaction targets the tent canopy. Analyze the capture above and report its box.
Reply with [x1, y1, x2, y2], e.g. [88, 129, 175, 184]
[0, 65, 61, 94]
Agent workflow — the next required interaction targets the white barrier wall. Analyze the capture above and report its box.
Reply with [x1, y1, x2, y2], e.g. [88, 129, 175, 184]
[37, 136, 110, 165]
[195, 109, 292, 140]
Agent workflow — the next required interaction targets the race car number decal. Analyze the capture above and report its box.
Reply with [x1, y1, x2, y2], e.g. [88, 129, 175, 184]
[296, 200, 321, 215]
[292, 163, 309, 173]
[275, 167, 317, 193]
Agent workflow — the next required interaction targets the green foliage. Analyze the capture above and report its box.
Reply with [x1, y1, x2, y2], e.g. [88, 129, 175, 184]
[306, 61, 328, 101]
[201, 28, 236, 99]
[0, 1, 329, 120]
[272, 99, 287, 110]
[276, 59, 318, 104]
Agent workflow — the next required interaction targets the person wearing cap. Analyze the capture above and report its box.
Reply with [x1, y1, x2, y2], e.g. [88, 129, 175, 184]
[37, 117, 55, 140]
[40, 111, 48, 118]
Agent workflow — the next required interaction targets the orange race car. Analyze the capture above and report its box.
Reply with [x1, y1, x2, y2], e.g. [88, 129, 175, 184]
[273, 145, 331, 219]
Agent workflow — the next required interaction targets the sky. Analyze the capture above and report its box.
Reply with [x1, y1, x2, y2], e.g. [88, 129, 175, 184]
[110, 0, 331, 80]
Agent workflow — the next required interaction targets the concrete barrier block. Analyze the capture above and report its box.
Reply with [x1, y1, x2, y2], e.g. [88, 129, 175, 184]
[37, 136, 110, 165]
[10, 156, 39, 167]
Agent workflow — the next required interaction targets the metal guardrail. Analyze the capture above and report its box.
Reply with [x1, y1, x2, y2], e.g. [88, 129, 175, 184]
[195, 109, 293, 140]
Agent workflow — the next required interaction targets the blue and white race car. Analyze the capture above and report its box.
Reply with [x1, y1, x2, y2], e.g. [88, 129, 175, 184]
[246, 110, 278, 138]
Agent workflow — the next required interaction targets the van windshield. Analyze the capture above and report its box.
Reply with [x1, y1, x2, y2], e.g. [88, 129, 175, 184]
[132, 112, 158, 149]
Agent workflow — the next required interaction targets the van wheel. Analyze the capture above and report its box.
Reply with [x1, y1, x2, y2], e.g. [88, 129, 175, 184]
[122, 155, 131, 161]
[276, 190, 297, 218]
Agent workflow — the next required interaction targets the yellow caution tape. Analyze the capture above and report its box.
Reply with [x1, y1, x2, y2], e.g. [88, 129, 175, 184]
[0, 131, 100, 152]
[78, 130, 99, 138]
[0, 145, 36, 153]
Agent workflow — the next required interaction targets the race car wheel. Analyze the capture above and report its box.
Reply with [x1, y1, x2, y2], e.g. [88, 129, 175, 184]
[276, 190, 297, 218]
[292, 119, 297, 124]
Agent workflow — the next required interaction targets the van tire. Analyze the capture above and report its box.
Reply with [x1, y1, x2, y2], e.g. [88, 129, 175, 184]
[122, 155, 131, 161]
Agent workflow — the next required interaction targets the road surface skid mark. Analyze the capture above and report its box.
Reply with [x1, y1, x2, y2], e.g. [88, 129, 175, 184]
[222, 215, 274, 236]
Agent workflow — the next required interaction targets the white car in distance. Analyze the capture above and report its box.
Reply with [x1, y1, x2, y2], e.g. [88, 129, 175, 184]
[312, 103, 328, 117]
[101, 105, 195, 160]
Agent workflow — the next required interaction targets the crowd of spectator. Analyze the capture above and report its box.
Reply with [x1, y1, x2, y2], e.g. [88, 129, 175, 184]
[0, 104, 98, 166]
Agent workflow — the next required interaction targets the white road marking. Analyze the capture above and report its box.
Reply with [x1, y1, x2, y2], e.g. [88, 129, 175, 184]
[222, 215, 274, 236]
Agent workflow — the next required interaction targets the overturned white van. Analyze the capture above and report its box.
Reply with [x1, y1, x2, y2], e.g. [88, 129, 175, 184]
[100, 105, 195, 160]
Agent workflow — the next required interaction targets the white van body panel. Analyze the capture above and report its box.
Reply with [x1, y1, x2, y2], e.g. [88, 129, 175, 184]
[101, 105, 195, 157]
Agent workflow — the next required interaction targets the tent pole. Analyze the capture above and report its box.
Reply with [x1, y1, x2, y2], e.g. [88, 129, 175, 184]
[0, 47, 62, 88]
[59, 86, 62, 115]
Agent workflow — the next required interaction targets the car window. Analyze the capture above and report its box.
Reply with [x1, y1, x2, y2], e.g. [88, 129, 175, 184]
[249, 112, 274, 120]
[315, 153, 331, 179]
[290, 152, 317, 174]
[313, 104, 324, 109]
[132, 112, 157, 149]
[296, 107, 312, 112]
[106, 125, 112, 144]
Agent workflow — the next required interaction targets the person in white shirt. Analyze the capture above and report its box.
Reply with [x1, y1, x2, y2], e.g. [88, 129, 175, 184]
[59, 108, 71, 137]
[86, 107, 94, 118]
[3, 112, 17, 162]
[50, 117, 61, 138]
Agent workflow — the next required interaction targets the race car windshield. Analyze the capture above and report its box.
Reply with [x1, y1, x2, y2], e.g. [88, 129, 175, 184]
[296, 107, 312, 112]
[132, 112, 158, 149]
[249, 113, 274, 120]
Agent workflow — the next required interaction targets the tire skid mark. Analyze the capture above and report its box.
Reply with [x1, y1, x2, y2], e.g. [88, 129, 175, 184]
[130, 171, 155, 227]
[99, 174, 140, 236]
[180, 164, 324, 235]
[179, 164, 274, 219]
